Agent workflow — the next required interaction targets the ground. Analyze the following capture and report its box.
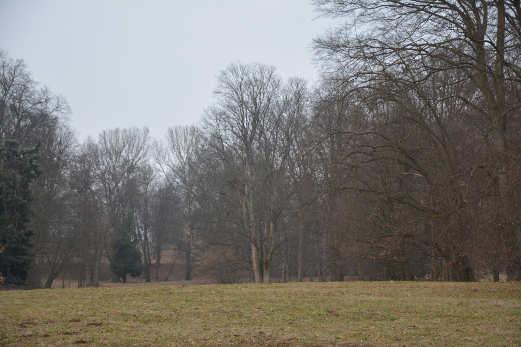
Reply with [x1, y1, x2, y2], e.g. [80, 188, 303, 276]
[1, 281, 520, 346]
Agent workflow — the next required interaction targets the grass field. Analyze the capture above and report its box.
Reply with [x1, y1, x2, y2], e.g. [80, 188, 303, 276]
[1, 281, 520, 346]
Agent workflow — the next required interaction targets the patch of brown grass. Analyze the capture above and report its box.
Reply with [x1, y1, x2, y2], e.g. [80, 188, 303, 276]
[0, 281, 520, 346]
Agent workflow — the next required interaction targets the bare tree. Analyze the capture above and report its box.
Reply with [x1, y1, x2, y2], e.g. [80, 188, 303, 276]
[314, 0, 521, 279]
[163, 126, 203, 281]
[96, 128, 150, 282]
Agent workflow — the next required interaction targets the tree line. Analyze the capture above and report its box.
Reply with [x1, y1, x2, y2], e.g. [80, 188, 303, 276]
[1, 1, 520, 287]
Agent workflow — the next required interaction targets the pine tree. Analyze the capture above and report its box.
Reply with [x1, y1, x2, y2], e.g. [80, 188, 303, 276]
[110, 236, 143, 283]
[0, 140, 39, 285]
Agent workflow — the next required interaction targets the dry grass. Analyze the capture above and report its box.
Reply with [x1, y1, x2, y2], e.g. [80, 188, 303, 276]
[1, 281, 520, 346]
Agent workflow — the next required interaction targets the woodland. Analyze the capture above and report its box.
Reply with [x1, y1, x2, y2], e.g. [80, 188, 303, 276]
[1, 1, 521, 287]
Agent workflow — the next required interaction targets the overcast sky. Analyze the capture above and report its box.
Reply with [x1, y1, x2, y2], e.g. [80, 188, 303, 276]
[0, 0, 334, 140]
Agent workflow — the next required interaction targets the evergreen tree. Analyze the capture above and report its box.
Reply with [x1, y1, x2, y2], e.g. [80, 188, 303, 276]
[0, 140, 39, 285]
[110, 236, 143, 283]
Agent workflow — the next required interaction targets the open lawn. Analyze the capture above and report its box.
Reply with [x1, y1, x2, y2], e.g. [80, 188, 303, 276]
[1, 281, 520, 346]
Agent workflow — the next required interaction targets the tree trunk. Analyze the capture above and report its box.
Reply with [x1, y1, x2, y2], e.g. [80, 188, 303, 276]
[92, 252, 100, 287]
[90, 226, 102, 287]
[297, 208, 304, 282]
[263, 261, 270, 283]
[282, 226, 289, 282]
[319, 212, 329, 281]
[184, 234, 193, 281]
[143, 233, 151, 282]
[44, 272, 58, 288]
[250, 242, 260, 283]
[142, 190, 152, 283]
[44, 258, 64, 288]
[164, 260, 175, 281]
[493, 269, 500, 282]
[261, 220, 275, 283]
[243, 182, 261, 283]
[154, 249, 161, 281]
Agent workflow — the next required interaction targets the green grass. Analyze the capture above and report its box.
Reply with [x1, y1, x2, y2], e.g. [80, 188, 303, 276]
[1, 281, 520, 346]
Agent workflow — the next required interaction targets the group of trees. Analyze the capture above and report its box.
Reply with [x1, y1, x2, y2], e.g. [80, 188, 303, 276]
[1, 1, 520, 287]
[311, 0, 521, 281]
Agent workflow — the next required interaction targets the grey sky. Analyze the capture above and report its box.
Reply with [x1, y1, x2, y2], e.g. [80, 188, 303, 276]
[0, 0, 333, 140]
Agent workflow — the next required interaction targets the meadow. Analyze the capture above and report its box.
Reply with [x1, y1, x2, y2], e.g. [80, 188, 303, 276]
[1, 281, 520, 346]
